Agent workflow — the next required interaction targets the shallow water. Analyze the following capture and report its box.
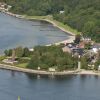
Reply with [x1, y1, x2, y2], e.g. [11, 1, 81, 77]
[0, 69, 100, 100]
[0, 12, 70, 54]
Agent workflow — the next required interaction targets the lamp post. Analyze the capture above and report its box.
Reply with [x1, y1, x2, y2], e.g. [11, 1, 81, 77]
[78, 55, 81, 70]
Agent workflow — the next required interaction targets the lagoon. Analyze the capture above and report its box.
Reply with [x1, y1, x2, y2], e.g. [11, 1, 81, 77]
[0, 12, 70, 54]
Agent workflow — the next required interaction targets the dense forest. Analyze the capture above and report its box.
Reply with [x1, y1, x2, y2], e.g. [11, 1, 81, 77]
[27, 45, 77, 70]
[1, 0, 100, 42]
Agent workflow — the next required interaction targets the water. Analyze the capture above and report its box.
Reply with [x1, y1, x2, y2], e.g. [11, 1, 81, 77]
[0, 12, 70, 54]
[1, 13, 100, 100]
[0, 69, 100, 100]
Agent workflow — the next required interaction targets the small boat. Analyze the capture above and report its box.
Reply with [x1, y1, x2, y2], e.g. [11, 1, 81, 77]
[18, 96, 20, 100]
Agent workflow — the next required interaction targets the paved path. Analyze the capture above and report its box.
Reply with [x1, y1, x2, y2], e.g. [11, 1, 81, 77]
[0, 64, 80, 75]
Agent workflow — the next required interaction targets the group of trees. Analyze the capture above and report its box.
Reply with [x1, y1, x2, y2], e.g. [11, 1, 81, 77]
[28, 45, 78, 71]
[1, 0, 99, 42]
[4, 47, 30, 57]
[4, 46, 78, 71]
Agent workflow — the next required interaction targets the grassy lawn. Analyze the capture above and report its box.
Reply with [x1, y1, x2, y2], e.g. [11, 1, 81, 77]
[25, 15, 80, 35]
[0, 56, 6, 62]
[16, 63, 28, 68]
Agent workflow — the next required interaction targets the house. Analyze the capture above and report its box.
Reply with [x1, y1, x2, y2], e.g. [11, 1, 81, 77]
[49, 68, 56, 72]
[78, 41, 85, 49]
[91, 43, 100, 53]
[72, 48, 84, 56]
[0, 2, 11, 12]
[81, 36, 91, 42]
[62, 46, 72, 53]
[98, 65, 100, 71]
[0, 2, 6, 9]
[59, 10, 64, 14]
[29, 48, 34, 52]
[2, 58, 18, 64]
[66, 43, 76, 48]
[7, 5, 12, 10]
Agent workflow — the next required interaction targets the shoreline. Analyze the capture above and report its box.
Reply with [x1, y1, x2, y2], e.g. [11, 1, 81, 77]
[25, 16, 75, 36]
[0, 64, 100, 76]
[0, 11, 75, 36]
[25, 16, 75, 45]
[0, 11, 75, 44]
[0, 64, 80, 75]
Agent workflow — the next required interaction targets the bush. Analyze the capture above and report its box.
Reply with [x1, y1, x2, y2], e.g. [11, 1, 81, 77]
[18, 58, 30, 63]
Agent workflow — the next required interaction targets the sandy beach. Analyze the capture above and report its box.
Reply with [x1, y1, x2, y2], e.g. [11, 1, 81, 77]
[54, 36, 75, 45]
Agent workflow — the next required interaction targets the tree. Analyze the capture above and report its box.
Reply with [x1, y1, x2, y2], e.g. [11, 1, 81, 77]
[15, 47, 24, 57]
[4, 50, 9, 56]
[85, 43, 91, 50]
[74, 34, 81, 44]
[26, 45, 77, 70]
[23, 47, 30, 57]
[81, 56, 88, 69]
[4, 49, 12, 56]
[82, 21, 95, 36]
[27, 55, 39, 69]
[2, 0, 100, 42]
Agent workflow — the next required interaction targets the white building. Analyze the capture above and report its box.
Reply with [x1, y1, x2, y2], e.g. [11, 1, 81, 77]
[98, 65, 100, 71]
[91, 43, 100, 53]
[49, 68, 56, 72]
[59, 11, 65, 14]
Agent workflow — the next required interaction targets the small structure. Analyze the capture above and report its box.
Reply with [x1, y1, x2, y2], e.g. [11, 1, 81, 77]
[29, 48, 34, 52]
[0, 2, 12, 12]
[66, 43, 76, 48]
[98, 65, 100, 71]
[82, 36, 91, 42]
[2, 48, 18, 64]
[62, 46, 72, 53]
[59, 10, 65, 14]
[78, 42, 85, 49]
[72, 48, 84, 56]
[37, 67, 40, 70]
[49, 68, 56, 72]
[7, 5, 12, 10]
[91, 43, 100, 53]
[2, 58, 18, 64]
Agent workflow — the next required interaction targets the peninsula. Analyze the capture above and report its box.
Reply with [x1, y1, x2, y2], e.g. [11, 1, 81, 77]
[0, 0, 100, 76]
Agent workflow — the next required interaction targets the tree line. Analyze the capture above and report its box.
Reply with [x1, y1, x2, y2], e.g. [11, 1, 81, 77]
[1, 0, 100, 42]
